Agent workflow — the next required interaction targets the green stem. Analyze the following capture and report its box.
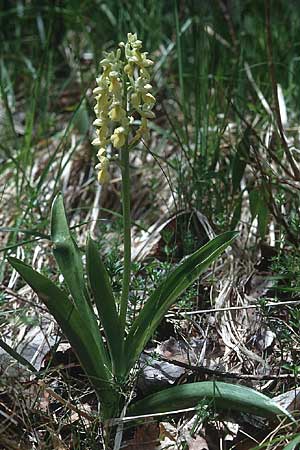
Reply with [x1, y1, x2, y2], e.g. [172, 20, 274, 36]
[120, 143, 131, 339]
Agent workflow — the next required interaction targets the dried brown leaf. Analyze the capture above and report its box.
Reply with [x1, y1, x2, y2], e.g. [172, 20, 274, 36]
[188, 436, 209, 450]
[124, 422, 160, 450]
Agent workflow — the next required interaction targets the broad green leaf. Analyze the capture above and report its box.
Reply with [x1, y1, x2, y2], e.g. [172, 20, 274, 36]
[8, 256, 118, 419]
[51, 193, 90, 308]
[50, 193, 110, 369]
[282, 434, 300, 450]
[128, 381, 291, 420]
[124, 231, 237, 376]
[86, 236, 123, 377]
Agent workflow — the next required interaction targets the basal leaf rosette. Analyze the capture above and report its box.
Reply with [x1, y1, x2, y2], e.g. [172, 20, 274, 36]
[92, 33, 156, 184]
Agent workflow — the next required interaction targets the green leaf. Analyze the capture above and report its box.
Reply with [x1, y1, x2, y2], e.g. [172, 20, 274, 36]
[258, 205, 268, 239]
[86, 236, 123, 377]
[128, 381, 291, 420]
[50, 193, 110, 369]
[73, 100, 89, 136]
[124, 231, 237, 376]
[232, 128, 251, 192]
[7, 256, 118, 419]
[282, 434, 300, 450]
[0, 337, 37, 373]
[249, 189, 261, 219]
[230, 197, 242, 229]
[0, 226, 49, 239]
[249, 189, 268, 238]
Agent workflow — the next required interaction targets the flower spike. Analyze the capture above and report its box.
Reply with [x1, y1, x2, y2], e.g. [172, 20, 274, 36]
[92, 33, 156, 184]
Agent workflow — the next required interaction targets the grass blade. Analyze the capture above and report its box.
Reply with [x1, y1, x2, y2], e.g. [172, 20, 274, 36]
[282, 434, 300, 450]
[0, 337, 37, 373]
[128, 381, 291, 420]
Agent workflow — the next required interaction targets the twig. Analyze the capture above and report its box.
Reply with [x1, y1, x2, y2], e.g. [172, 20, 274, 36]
[166, 299, 300, 318]
[0, 284, 49, 313]
[157, 356, 300, 381]
[37, 380, 95, 422]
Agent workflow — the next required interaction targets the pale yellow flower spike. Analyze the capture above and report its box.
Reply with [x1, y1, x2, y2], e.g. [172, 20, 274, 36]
[92, 32, 156, 184]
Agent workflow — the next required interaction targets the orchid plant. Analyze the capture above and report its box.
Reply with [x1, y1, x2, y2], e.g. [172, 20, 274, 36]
[7, 34, 290, 445]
